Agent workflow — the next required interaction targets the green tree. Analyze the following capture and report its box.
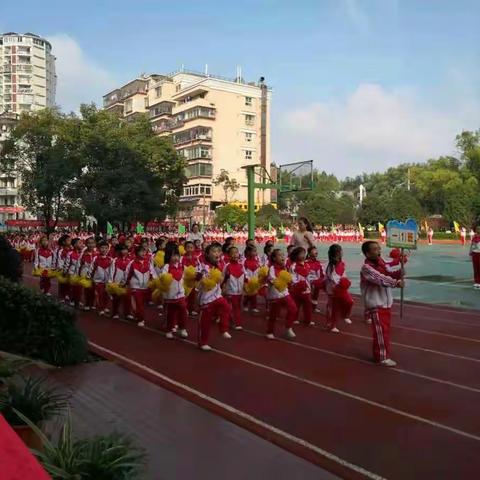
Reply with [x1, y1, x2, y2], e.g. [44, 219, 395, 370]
[456, 130, 480, 181]
[214, 204, 247, 227]
[212, 169, 240, 203]
[0, 109, 82, 233]
[256, 204, 282, 229]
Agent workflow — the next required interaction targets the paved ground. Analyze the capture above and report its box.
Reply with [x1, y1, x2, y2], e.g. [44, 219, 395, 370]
[313, 242, 479, 309]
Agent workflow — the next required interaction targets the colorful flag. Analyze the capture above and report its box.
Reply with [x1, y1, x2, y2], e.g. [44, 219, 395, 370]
[226, 223, 233, 233]
[358, 222, 364, 236]
[136, 222, 145, 234]
[178, 224, 186, 235]
[423, 220, 428, 232]
[279, 223, 285, 234]
[378, 222, 385, 233]
[106, 221, 114, 235]
[268, 222, 273, 232]
[453, 221, 460, 233]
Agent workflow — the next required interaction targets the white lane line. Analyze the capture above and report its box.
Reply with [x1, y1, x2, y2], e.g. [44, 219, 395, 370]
[89, 326, 480, 444]
[242, 328, 480, 395]
[392, 325, 480, 343]
[88, 341, 386, 480]
[343, 332, 480, 363]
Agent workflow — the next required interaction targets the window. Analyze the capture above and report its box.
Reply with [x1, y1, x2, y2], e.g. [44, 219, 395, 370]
[186, 163, 213, 178]
[245, 114, 255, 126]
[245, 96, 252, 106]
[176, 84, 181, 92]
[244, 150, 253, 160]
[245, 132, 253, 142]
[155, 86, 162, 98]
[125, 99, 133, 113]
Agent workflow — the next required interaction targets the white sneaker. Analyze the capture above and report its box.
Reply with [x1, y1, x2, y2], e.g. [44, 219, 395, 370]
[190, 311, 198, 316]
[126, 314, 134, 320]
[112, 314, 119, 319]
[243, 307, 249, 313]
[234, 325, 243, 331]
[158, 304, 164, 310]
[380, 359, 397, 367]
[178, 329, 188, 338]
[222, 332, 232, 339]
[69, 301, 75, 307]
[91, 306, 96, 311]
[200, 344, 212, 351]
[344, 318, 352, 324]
[83, 306, 90, 312]
[99, 310, 105, 317]
[330, 327, 340, 333]
[315, 307, 322, 313]
[286, 328, 296, 339]
[309, 321, 315, 326]
[293, 320, 300, 325]
[311, 299, 318, 305]
[366, 319, 372, 325]
[252, 308, 260, 314]
[137, 321, 145, 327]
[104, 308, 110, 314]
[172, 325, 178, 332]
[474, 284, 480, 289]
[266, 333, 275, 340]
[165, 331, 174, 339]
[46, 292, 52, 297]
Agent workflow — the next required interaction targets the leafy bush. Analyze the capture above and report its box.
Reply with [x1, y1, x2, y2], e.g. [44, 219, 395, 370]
[0, 376, 69, 426]
[0, 357, 31, 384]
[16, 411, 147, 480]
[0, 235, 22, 282]
[0, 277, 88, 366]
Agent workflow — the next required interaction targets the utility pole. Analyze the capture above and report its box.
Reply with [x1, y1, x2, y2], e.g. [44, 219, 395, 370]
[407, 168, 411, 191]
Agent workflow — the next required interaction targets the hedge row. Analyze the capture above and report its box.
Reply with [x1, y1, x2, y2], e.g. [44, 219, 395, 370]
[0, 277, 88, 366]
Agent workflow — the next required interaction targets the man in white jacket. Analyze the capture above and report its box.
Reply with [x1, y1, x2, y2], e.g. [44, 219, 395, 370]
[360, 241, 404, 367]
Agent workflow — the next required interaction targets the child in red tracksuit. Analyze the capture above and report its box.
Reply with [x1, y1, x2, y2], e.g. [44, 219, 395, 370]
[161, 241, 189, 339]
[325, 244, 353, 333]
[109, 244, 131, 319]
[181, 241, 199, 316]
[90, 241, 113, 316]
[34, 236, 54, 295]
[266, 249, 298, 340]
[197, 244, 232, 351]
[360, 241, 403, 367]
[65, 238, 84, 308]
[55, 234, 72, 302]
[289, 247, 314, 326]
[469, 226, 480, 289]
[125, 245, 157, 326]
[306, 246, 325, 313]
[79, 237, 97, 311]
[243, 245, 261, 313]
[223, 246, 245, 330]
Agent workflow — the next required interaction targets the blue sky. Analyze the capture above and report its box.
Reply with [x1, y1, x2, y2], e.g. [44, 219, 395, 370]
[2, 0, 479, 176]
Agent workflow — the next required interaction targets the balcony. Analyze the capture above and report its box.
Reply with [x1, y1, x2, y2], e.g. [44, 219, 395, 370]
[0, 188, 18, 196]
[151, 122, 172, 134]
[149, 104, 173, 119]
[173, 127, 212, 146]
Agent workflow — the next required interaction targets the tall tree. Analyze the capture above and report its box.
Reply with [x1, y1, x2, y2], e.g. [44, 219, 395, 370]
[212, 169, 240, 203]
[0, 109, 82, 233]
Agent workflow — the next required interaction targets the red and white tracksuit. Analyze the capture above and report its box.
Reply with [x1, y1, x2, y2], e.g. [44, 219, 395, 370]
[126, 258, 157, 322]
[325, 262, 353, 329]
[56, 247, 72, 300]
[197, 261, 231, 346]
[109, 256, 131, 317]
[306, 258, 324, 303]
[79, 250, 97, 308]
[266, 265, 298, 335]
[470, 234, 480, 284]
[243, 257, 261, 310]
[91, 255, 113, 311]
[34, 247, 53, 294]
[360, 259, 400, 362]
[289, 261, 312, 324]
[65, 250, 83, 305]
[181, 255, 199, 313]
[223, 261, 245, 328]
[161, 263, 187, 332]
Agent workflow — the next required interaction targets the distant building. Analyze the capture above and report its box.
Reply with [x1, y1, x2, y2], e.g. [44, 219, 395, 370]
[103, 68, 271, 223]
[0, 32, 56, 114]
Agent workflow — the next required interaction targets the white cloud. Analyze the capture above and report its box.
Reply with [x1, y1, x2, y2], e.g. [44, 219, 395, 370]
[47, 34, 116, 113]
[274, 83, 479, 178]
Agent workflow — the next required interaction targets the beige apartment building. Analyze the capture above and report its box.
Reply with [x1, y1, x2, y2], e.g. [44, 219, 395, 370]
[103, 69, 271, 223]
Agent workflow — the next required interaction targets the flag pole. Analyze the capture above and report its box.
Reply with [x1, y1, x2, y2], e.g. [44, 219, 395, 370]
[400, 247, 405, 320]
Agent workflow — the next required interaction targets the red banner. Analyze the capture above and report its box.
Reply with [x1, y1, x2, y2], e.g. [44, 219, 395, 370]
[5, 219, 80, 228]
[0, 206, 25, 213]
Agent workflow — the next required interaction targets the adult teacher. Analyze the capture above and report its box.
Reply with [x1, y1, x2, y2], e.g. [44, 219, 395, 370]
[186, 223, 204, 243]
[289, 217, 315, 250]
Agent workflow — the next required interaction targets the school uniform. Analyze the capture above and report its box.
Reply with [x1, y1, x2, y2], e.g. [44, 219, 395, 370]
[91, 255, 113, 312]
[65, 250, 83, 305]
[161, 263, 188, 333]
[306, 258, 324, 304]
[56, 247, 72, 301]
[266, 265, 298, 336]
[79, 250, 97, 308]
[197, 261, 231, 347]
[109, 256, 131, 317]
[360, 258, 400, 363]
[289, 261, 313, 325]
[243, 257, 261, 310]
[34, 247, 54, 294]
[325, 261, 353, 330]
[126, 258, 157, 322]
[181, 254, 199, 314]
[223, 260, 245, 328]
[470, 234, 480, 286]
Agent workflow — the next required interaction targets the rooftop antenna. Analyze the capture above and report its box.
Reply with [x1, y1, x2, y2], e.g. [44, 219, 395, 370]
[236, 65, 242, 83]
[181, 63, 185, 72]
[205, 64, 208, 76]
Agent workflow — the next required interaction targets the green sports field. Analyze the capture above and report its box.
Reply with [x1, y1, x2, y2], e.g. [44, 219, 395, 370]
[313, 242, 480, 310]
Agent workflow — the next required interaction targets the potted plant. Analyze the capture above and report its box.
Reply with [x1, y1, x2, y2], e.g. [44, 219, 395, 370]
[0, 357, 31, 389]
[0, 376, 69, 449]
[15, 410, 147, 479]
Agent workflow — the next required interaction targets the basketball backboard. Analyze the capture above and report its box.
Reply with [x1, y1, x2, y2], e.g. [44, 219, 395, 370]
[277, 160, 313, 194]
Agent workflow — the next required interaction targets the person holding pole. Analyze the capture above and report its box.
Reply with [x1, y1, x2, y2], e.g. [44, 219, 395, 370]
[360, 241, 404, 367]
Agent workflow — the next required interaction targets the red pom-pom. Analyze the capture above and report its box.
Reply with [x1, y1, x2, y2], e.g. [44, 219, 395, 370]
[338, 277, 351, 290]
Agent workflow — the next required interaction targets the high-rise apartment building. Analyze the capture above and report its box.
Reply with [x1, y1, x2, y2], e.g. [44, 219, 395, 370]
[103, 69, 271, 222]
[0, 32, 56, 114]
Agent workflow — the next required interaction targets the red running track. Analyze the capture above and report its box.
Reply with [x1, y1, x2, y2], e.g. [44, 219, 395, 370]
[24, 274, 480, 479]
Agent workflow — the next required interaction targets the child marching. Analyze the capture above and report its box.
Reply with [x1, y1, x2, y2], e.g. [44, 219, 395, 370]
[222, 246, 245, 330]
[33, 236, 54, 295]
[469, 225, 480, 289]
[289, 247, 314, 326]
[90, 241, 113, 316]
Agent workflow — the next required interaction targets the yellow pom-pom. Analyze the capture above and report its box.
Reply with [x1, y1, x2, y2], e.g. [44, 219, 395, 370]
[57, 273, 68, 284]
[158, 273, 173, 293]
[106, 282, 127, 296]
[201, 277, 217, 291]
[79, 277, 93, 289]
[184, 286, 193, 297]
[69, 274, 81, 285]
[258, 266, 269, 283]
[244, 276, 260, 296]
[153, 251, 165, 268]
[183, 265, 197, 290]
[47, 269, 56, 278]
[32, 267, 42, 277]
[273, 278, 288, 292]
[152, 289, 163, 303]
[148, 278, 160, 290]
[278, 270, 292, 284]
[209, 268, 222, 284]
[179, 245, 186, 256]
